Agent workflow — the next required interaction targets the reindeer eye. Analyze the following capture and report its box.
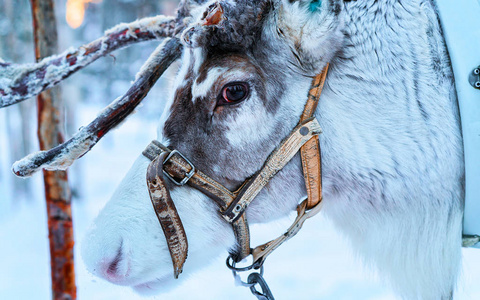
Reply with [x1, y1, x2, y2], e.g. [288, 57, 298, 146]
[218, 82, 249, 105]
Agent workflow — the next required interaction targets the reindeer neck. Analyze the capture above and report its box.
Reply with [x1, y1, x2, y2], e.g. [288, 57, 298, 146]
[317, 0, 460, 204]
[335, 0, 448, 84]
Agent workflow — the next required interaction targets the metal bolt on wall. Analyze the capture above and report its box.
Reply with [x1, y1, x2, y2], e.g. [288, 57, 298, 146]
[469, 66, 480, 89]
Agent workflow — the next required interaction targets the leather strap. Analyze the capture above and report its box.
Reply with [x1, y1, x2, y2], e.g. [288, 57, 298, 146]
[300, 65, 328, 209]
[143, 141, 252, 263]
[144, 140, 234, 209]
[300, 66, 328, 122]
[251, 198, 323, 268]
[146, 152, 188, 278]
[142, 65, 329, 276]
[231, 214, 251, 261]
[221, 118, 322, 222]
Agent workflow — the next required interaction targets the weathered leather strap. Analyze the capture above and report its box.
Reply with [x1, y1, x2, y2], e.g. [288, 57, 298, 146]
[300, 66, 329, 122]
[300, 136, 322, 209]
[142, 66, 329, 276]
[221, 118, 322, 223]
[143, 141, 251, 263]
[144, 140, 234, 209]
[231, 215, 251, 261]
[300, 65, 328, 209]
[146, 152, 188, 278]
[251, 199, 323, 268]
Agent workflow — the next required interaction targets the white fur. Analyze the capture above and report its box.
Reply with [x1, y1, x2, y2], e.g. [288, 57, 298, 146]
[82, 1, 464, 299]
[192, 67, 227, 100]
[81, 155, 235, 293]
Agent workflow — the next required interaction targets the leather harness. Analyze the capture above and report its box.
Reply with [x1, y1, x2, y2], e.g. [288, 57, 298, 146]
[142, 65, 329, 278]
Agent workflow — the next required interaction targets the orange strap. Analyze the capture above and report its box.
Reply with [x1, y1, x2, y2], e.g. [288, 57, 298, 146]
[300, 65, 328, 209]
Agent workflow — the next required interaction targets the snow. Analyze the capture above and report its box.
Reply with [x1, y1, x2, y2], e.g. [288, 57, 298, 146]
[11, 130, 98, 178]
[0, 15, 175, 108]
[104, 15, 175, 40]
[0, 48, 80, 107]
[1, 102, 480, 300]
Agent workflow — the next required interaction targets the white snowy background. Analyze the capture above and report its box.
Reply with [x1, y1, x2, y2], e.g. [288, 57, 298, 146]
[1, 1, 479, 299]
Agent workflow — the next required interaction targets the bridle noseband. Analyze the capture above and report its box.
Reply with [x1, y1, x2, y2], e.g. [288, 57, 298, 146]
[142, 65, 329, 289]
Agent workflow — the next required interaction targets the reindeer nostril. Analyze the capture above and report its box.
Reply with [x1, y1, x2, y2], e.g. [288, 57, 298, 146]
[104, 240, 130, 282]
[107, 248, 122, 275]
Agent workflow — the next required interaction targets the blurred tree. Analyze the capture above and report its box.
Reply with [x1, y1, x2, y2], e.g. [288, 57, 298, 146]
[30, 0, 76, 297]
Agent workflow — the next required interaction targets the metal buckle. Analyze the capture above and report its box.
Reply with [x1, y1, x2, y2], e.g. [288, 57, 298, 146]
[162, 150, 196, 186]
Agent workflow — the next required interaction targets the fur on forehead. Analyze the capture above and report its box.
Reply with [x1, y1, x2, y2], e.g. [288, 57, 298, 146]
[181, 0, 273, 51]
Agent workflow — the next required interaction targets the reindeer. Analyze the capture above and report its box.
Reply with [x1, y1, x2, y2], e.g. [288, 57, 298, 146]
[1, 0, 467, 299]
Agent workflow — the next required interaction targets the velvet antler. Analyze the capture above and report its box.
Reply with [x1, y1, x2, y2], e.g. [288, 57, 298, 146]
[0, 16, 178, 108]
[12, 38, 182, 177]
[8, 0, 272, 177]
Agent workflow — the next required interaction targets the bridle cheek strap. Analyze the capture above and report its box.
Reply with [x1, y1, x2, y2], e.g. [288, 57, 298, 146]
[143, 118, 321, 270]
[234, 65, 328, 267]
[146, 152, 188, 279]
[220, 118, 323, 223]
[300, 68, 328, 209]
[143, 64, 329, 277]
[144, 141, 252, 270]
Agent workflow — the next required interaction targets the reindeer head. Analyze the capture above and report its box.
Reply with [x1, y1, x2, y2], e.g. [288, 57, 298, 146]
[79, 0, 346, 293]
[32, 0, 346, 294]
[164, 0, 344, 187]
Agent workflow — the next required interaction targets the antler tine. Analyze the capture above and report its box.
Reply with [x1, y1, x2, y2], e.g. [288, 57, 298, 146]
[12, 38, 182, 178]
[0, 15, 176, 108]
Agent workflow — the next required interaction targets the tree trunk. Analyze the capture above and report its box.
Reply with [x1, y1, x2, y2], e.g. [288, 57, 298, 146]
[30, 1, 77, 299]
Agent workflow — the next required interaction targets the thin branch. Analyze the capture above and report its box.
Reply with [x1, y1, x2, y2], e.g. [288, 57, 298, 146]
[13, 38, 182, 178]
[0, 15, 176, 107]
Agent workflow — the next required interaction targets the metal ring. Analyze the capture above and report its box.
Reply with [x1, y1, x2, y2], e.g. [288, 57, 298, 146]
[230, 265, 265, 288]
[226, 255, 255, 272]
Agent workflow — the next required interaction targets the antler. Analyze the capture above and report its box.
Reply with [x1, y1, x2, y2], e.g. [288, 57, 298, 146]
[9, 0, 272, 177]
[12, 38, 182, 177]
[0, 15, 176, 108]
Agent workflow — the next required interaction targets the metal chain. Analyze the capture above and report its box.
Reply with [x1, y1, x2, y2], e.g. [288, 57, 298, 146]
[227, 256, 275, 300]
[247, 272, 275, 300]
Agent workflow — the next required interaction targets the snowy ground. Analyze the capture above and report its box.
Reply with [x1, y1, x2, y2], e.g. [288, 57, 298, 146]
[1, 102, 480, 300]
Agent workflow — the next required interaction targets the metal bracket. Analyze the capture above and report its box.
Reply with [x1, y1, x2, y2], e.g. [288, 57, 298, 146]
[468, 66, 480, 89]
[462, 235, 480, 248]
